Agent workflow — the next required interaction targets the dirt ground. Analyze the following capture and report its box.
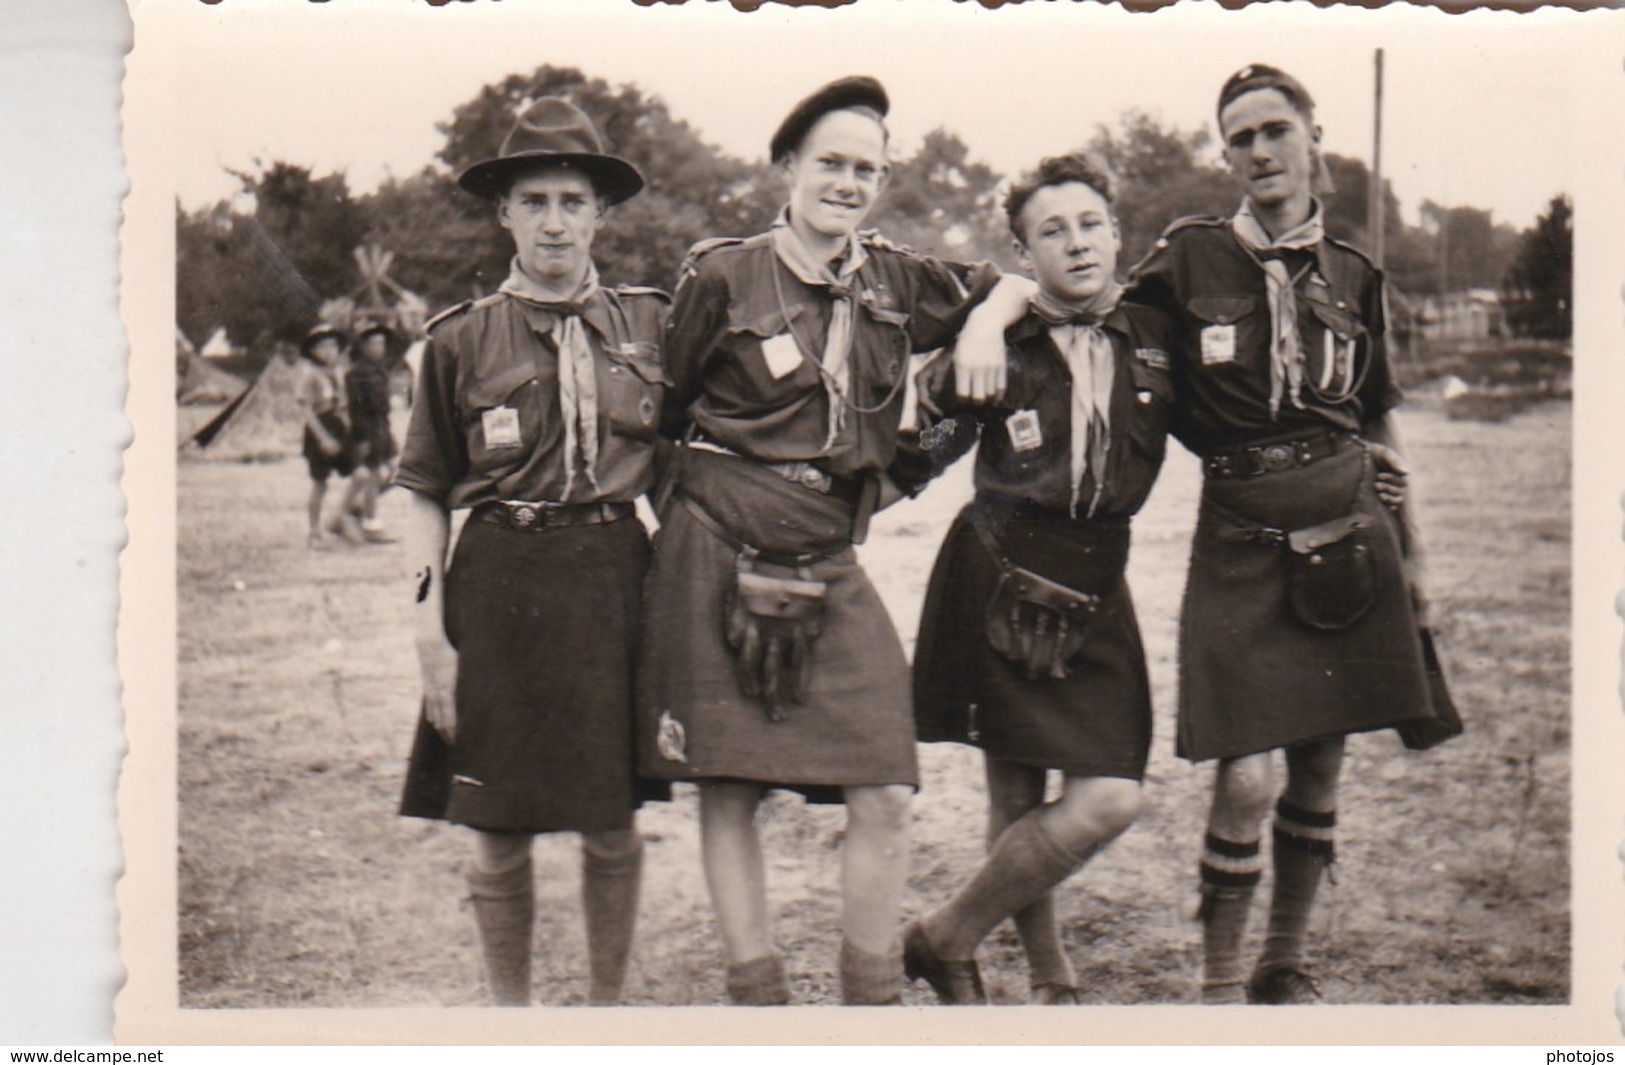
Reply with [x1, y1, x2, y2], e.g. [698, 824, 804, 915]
[175, 396, 1570, 1009]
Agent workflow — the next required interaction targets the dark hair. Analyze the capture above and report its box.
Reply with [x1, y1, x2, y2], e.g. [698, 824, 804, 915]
[1003, 153, 1118, 243]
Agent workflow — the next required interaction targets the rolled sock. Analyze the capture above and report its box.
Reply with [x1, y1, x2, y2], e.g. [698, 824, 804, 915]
[1255, 799, 1337, 978]
[928, 810, 1096, 961]
[1199, 832, 1263, 1004]
[466, 858, 535, 1007]
[582, 833, 644, 1006]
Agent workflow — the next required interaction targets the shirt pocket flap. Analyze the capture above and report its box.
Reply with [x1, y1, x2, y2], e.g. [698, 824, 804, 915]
[861, 303, 912, 329]
[1305, 299, 1365, 342]
[606, 341, 670, 385]
[727, 303, 806, 338]
[1186, 296, 1256, 325]
[461, 360, 537, 413]
[1128, 358, 1173, 402]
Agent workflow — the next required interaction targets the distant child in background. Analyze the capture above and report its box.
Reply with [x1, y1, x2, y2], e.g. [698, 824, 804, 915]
[295, 323, 356, 550]
[907, 153, 1177, 1004]
[338, 320, 399, 544]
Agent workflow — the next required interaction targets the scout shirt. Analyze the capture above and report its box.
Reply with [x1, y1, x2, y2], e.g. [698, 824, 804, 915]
[662, 230, 1000, 494]
[1126, 214, 1401, 455]
[394, 285, 669, 510]
[919, 301, 1176, 522]
[345, 356, 394, 446]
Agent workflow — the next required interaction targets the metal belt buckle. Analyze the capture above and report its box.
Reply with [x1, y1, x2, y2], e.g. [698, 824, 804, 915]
[797, 465, 830, 493]
[1207, 454, 1236, 478]
[511, 504, 538, 528]
[1258, 443, 1295, 473]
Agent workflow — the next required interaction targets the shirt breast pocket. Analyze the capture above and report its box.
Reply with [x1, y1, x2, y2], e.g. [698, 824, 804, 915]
[1303, 297, 1367, 396]
[603, 341, 668, 442]
[1186, 295, 1260, 371]
[726, 305, 818, 396]
[1125, 358, 1172, 462]
[459, 362, 541, 470]
[857, 302, 912, 395]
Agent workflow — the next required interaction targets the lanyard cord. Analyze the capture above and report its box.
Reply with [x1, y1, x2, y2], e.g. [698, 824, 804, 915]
[1236, 246, 1372, 406]
[770, 259, 912, 417]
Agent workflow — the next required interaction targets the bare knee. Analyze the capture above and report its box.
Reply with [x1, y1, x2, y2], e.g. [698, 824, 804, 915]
[700, 780, 763, 827]
[581, 828, 642, 863]
[1050, 776, 1141, 847]
[1211, 754, 1275, 836]
[844, 784, 913, 835]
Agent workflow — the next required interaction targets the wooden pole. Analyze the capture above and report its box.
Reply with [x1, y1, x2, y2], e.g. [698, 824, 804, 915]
[1369, 48, 1386, 268]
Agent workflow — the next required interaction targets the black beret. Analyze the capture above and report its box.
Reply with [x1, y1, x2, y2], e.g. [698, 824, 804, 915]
[1217, 64, 1317, 122]
[769, 76, 890, 164]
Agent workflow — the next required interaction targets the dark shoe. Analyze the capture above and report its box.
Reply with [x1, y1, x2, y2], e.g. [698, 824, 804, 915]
[1246, 965, 1323, 1005]
[903, 921, 987, 1005]
[1030, 981, 1084, 1005]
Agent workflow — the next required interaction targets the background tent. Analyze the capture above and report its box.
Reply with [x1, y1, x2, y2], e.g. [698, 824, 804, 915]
[177, 327, 249, 406]
[184, 352, 313, 462]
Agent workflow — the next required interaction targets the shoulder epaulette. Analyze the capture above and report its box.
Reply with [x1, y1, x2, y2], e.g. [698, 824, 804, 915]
[1324, 235, 1379, 271]
[857, 229, 919, 256]
[424, 299, 474, 332]
[613, 283, 672, 304]
[686, 236, 749, 261]
[1150, 214, 1227, 250]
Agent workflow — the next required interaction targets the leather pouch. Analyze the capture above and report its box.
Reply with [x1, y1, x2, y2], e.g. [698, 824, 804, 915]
[1284, 512, 1379, 631]
[723, 557, 828, 720]
[984, 565, 1102, 680]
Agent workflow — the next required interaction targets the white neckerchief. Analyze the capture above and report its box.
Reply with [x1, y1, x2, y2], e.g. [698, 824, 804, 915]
[1031, 286, 1121, 518]
[1230, 198, 1324, 418]
[500, 258, 601, 499]
[770, 209, 867, 450]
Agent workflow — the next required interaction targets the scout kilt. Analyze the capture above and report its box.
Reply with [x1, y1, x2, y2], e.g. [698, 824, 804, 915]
[400, 512, 668, 833]
[914, 501, 1152, 780]
[1177, 438, 1436, 761]
[636, 449, 917, 802]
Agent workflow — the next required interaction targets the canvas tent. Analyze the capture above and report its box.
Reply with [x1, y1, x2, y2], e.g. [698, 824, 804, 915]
[177, 327, 248, 406]
[184, 352, 313, 462]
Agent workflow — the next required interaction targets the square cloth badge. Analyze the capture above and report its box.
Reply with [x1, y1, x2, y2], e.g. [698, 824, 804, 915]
[1200, 323, 1237, 365]
[481, 406, 522, 449]
[1006, 409, 1043, 452]
[760, 333, 803, 380]
[1136, 347, 1170, 370]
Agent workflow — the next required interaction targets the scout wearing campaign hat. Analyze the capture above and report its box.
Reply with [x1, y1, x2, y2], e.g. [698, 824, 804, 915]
[457, 97, 645, 204]
[300, 322, 346, 356]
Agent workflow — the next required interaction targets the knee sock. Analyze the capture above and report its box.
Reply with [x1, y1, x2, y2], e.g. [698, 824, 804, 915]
[466, 857, 534, 1007]
[1013, 893, 1077, 991]
[927, 809, 1097, 961]
[581, 833, 644, 1006]
[1198, 832, 1263, 1004]
[724, 952, 790, 1006]
[1254, 799, 1337, 978]
[840, 938, 904, 1006]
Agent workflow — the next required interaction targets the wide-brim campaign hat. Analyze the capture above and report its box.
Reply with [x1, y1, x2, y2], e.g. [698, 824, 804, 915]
[354, 319, 394, 342]
[769, 75, 890, 164]
[458, 97, 645, 204]
[301, 323, 346, 353]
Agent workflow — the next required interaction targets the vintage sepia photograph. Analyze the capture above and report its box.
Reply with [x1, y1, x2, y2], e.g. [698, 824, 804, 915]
[117, 0, 1624, 1045]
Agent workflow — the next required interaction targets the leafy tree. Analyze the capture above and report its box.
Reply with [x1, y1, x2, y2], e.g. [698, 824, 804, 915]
[1502, 194, 1572, 339]
[868, 128, 1008, 265]
[1084, 111, 1233, 269]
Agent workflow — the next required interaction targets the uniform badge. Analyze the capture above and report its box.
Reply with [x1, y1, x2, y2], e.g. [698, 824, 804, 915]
[1200, 324, 1237, 366]
[656, 710, 688, 763]
[481, 406, 522, 449]
[760, 333, 802, 380]
[1005, 409, 1043, 452]
[1135, 347, 1170, 370]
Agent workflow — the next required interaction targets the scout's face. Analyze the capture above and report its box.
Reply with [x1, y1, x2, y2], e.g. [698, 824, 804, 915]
[1219, 87, 1318, 217]
[780, 109, 889, 249]
[500, 166, 604, 289]
[359, 333, 388, 362]
[1015, 180, 1121, 306]
[309, 337, 342, 367]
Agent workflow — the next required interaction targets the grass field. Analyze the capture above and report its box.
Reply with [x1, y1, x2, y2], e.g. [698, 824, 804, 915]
[176, 395, 1570, 1009]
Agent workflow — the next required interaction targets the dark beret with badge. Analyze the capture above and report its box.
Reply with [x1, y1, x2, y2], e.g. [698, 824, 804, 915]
[769, 75, 890, 164]
[457, 97, 645, 205]
[1216, 63, 1317, 121]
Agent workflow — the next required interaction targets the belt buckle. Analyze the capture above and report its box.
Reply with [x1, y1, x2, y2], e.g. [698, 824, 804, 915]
[797, 465, 830, 493]
[1207, 454, 1236, 479]
[1258, 443, 1295, 473]
[510, 504, 539, 529]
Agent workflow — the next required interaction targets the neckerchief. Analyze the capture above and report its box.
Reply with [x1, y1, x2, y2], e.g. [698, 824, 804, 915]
[1030, 285, 1122, 518]
[500, 258, 601, 499]
[1230, 198, 1323, 418]
[770, 208, 868, 450]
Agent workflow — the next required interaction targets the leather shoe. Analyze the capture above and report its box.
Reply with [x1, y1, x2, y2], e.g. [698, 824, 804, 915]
[903, 921, 987, 1005]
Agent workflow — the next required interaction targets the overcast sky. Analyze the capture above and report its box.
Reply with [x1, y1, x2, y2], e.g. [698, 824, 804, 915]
[165, 1, 1580, 230]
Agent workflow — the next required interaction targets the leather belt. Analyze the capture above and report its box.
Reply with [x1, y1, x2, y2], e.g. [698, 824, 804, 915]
[690, 437, 863, 504]
[474, 500, 635, 531]
[1202, 432, 1349, 480]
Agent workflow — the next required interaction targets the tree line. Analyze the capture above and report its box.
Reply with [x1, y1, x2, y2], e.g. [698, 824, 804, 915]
[177, 64, 1573, 362]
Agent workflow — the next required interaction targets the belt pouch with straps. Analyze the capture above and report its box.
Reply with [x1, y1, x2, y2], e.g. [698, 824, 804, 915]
[970, 509, 1111, 681]
[1284, 512, 1379, 631]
